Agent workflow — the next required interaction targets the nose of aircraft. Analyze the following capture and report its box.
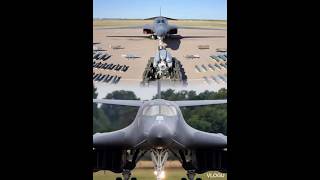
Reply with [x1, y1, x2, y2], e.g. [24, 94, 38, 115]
[155, 25, 167, 37]
[148, 123, 172, 147]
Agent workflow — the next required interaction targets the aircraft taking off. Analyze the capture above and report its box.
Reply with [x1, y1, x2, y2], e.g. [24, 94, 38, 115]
[98, 8, 226, 41]
[93, 85, 227, 180]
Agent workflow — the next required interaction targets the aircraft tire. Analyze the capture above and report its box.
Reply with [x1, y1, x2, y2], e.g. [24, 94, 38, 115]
[115, 177, 122, 180]
[131, 177, 137, 180]
[181, 178, 187, 180]
[196, 178, 202, 180]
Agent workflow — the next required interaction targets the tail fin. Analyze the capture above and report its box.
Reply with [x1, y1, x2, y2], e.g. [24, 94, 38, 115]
[144, 8, 177, 21]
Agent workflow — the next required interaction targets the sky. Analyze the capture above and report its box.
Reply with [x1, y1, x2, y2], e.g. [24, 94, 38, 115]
[93, 0, 227, 20]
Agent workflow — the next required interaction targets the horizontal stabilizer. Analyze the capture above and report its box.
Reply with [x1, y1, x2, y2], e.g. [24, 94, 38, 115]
[144, 16, 177, 20]
[174, 99, 227, 107]
[93, 99, 143, 107]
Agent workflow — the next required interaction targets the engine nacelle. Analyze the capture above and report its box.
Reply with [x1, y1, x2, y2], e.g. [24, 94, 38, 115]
[143, 29, 154, 34]
[168, 28, 178, 34]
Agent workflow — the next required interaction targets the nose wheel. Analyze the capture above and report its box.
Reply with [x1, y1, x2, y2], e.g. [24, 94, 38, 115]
[151, 35, 157, 40]
[121, 169, 131, 180]
[151, 149, 168, 180]
[186, 170, 196, 180]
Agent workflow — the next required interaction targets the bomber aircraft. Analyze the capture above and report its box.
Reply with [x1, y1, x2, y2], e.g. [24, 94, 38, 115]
[93, 83, 227, 180]
[96, 9, 226, 42]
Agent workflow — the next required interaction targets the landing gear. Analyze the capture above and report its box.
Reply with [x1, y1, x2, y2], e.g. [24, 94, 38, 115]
[158, 39, 164, 47]
[186, 170, 196, 180]
[151, 149, 169, 180]
[122, 169, 131, 180]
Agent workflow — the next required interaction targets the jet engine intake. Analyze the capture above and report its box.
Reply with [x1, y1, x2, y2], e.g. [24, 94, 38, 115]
[143, 29, 154, 34]
[168, 28, 178, 34]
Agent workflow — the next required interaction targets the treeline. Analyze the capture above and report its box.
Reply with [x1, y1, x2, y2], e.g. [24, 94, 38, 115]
[93, 86, 227, 135]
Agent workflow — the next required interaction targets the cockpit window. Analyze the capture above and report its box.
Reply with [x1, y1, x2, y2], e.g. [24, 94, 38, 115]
[160, 105, 177, 116]
[143, 105, 159, 116]
[156, 19, 165, 23]
[142, 105, 177, 116]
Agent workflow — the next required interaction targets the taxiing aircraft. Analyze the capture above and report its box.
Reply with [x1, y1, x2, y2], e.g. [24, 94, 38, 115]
[93, 82, 227, 180]
[97, 9, 226, 41]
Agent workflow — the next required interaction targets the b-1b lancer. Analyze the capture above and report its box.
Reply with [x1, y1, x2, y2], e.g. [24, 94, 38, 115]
[98, 9, 226, 42]
[93, 85, 227, 180]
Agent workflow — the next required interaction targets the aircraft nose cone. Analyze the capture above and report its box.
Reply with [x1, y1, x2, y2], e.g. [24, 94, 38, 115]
[155, 26, 167, 37]
[148, 124, 172, 146]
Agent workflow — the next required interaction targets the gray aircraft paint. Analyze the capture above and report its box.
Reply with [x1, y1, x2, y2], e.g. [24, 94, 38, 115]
[93, 99, 227, 149]
[99, 15, 226, 40]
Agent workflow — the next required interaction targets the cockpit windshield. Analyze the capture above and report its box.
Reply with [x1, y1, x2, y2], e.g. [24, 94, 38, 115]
[156, 19, 165, 23]
[142, 105, 177, 116]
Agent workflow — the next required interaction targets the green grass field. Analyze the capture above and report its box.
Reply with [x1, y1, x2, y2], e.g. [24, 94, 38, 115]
[93, 19, 227, 28]
[93, 168, 227, 180]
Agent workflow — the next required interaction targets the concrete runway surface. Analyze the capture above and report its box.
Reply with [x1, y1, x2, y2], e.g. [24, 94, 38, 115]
[93, 24, 227, 99]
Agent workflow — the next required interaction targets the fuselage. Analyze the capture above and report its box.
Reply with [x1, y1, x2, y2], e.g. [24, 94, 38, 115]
[93, 98, 227, 151]
[147, 17, 177, 40]
[153, 17, 169, 40]
[135, 99, 182, 148]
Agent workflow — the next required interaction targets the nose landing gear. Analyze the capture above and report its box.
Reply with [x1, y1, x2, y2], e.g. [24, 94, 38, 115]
[121, 169, 131, 180]
[186, 170, 196, 180]
[151, 149, 169, 180]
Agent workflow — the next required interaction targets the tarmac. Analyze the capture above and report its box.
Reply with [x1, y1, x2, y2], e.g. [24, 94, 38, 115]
[93, 27, 227, 99]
